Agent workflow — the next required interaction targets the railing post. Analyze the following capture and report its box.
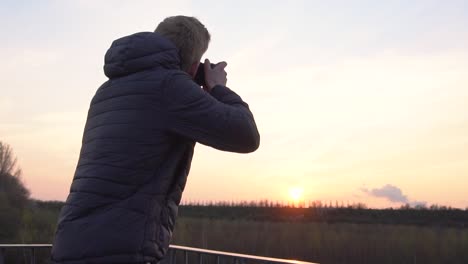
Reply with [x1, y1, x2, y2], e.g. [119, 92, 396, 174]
[168, 249, 174, 264]
[31, 248, 36, 264]
[0, 248, 5, 264]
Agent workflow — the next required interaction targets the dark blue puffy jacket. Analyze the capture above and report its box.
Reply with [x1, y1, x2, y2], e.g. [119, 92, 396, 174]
[51, 32, 260, 264]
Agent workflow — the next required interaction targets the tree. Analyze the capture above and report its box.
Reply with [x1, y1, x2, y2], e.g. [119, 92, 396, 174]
[0, 141, 22, 176]
[0, 141, 29, 207]
[0, 141, 30, 242]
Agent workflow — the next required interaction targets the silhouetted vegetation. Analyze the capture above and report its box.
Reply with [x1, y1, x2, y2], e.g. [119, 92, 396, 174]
[179, 200, 468, 228]
[0, 142, 60, 263]
[0, 141, 30, 243]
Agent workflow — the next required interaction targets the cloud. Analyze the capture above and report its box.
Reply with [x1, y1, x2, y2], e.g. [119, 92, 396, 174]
[362, 184, 408, 203]
[361, 184, 428, 207]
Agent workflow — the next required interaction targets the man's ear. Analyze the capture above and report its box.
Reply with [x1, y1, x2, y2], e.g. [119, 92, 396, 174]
[187, 61, 200, 78]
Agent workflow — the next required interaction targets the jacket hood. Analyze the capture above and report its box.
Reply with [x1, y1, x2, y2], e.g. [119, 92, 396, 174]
[104, 32, 180, 78]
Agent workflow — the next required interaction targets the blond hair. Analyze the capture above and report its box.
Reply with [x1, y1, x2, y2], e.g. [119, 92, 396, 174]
[155, 16, 211, 71]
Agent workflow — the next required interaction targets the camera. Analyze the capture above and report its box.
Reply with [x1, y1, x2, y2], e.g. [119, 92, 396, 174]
[194, 62, 216, 87]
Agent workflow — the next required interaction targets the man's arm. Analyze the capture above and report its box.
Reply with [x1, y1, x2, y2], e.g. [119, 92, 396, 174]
[163, 72, 260, 153]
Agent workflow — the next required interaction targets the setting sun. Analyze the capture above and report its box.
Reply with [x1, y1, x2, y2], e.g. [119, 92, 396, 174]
[289, 187, 304, 202]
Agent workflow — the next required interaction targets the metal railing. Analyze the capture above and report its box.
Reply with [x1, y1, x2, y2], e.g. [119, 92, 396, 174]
[0, 244, 50, 264]
[0, 244, 317, 264]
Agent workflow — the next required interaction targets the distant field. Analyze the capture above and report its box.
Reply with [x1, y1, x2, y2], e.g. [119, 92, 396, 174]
[173, 217, 468, 264]
[2, 201, 468, 264]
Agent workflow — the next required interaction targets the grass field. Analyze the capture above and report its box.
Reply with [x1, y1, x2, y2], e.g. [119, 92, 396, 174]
[2, 201, 468, 264]
[172, 217, 468, 264]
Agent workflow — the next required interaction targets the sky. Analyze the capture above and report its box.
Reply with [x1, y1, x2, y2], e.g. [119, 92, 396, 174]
[1, 0, 468, 208]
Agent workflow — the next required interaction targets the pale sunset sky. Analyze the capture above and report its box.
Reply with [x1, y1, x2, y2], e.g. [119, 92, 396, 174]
[1, 0, 467, 208]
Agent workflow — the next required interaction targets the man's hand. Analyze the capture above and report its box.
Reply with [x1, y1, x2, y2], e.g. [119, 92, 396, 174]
[204, 58, 227, 92]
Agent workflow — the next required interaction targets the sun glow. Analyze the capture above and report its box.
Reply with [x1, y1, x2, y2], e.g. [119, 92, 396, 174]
[289, 187, 304, 203]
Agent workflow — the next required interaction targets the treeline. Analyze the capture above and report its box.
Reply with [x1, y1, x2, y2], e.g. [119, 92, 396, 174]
[0, 141, 32, 244]
[180, 199, 466, 211]
[0, 142, 60, 263]
[0, 142, 61, 244]
[178, 203, 468, 227]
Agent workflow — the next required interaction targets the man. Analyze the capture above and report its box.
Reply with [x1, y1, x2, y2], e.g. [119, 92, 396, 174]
[51, 16, 260, 264]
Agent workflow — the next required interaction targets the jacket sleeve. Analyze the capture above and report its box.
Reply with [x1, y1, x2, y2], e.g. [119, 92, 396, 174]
[163, 72, 260, 153]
